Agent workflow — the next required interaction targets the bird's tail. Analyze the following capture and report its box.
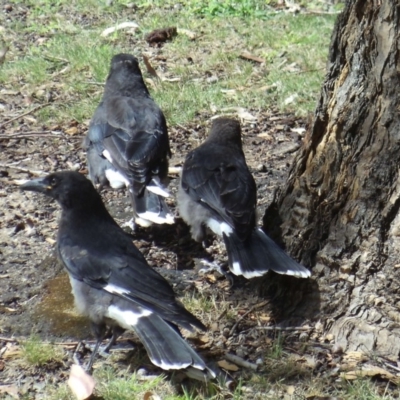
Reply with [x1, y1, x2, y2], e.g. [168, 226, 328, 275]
[131, 180, 174, 227]
[223, 228, 311, 279]
[133, 314, 215, 379]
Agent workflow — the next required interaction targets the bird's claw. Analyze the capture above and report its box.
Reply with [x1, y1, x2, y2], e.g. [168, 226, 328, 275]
[199, 260, 235, 287]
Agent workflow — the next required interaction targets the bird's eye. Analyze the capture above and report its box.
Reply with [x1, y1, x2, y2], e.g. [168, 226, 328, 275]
[50, 177, 57, 186]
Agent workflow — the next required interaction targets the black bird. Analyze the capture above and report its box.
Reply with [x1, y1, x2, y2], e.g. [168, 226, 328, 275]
[21, 171, 212, 378]
[84, 53, 173, 228]
[178, 117, 311, 280]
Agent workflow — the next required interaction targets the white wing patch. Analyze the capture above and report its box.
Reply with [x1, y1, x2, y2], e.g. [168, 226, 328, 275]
[137, 211, 174, 225]
[147, 178, 170, 197]
[105, 169, 128, 189]
[104, 284, 130, 296]
[107, 305, 152, 329]
[206, 219, 233, 237]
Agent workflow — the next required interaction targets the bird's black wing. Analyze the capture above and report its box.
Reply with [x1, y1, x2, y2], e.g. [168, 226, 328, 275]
[181, 144, 257, 240]
[84, 102, 114, 186]
[102, 96, 170, 195]
[58, 227, 203, 331]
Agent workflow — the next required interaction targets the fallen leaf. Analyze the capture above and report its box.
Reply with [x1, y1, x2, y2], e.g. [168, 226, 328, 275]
[340, 364, 397, 382]
[237, 108, 257, 122]
[0, 384, 18, 399]
[287, 385, 295, 395]
[142, 55, 160, 80]
[0, 40, 8, 65]
[143, 392, 162, 400]
[2, 344, 22, 359]
[220, 107, 257, 122]
[290, 127, 306, 135]
[101, 21, 139, 37]
[177, 28, 197, 40]
[46, 237, 56, 245]
[283, 93, 298, 105]
[341, 350, 368, 369]
[65, 127, 79, 136]
[68, 364, 96, 400]
[217, 359, 240, 371]
[257, 132, 273, 140]
[145, 26, 177, 44]
[239, 52, 264, 64]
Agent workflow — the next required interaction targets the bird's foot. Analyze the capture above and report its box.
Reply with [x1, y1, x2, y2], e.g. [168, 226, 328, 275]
[72, 341, 84, 366]
[201, 238, 211, 249]
[83, 342, 113, 359]
[199, 260, 235, 287]
[199, 260, 225, 275]
[72, 341, 95, 372]
[121, 218, 136, 231]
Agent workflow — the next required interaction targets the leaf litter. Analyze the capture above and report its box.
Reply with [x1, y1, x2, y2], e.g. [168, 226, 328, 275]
[1, 1, 398, 399]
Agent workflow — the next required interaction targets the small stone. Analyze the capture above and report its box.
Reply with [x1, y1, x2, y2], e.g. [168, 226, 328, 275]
[325, 333, 334, 342]
[332, 344, 344, 354]
[257, 164, 266, 172]
[206, 76, 218, 84]
[222, 327, 230, 337]
[4, 4, 12, 12]
[235, 348, 246, 358]
[210, 322, 219, 332]
[137, 368, 147, 376]
[299, 332, 309, 342]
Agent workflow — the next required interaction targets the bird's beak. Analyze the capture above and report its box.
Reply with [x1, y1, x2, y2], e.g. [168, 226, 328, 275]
[20, 177, 50, 193]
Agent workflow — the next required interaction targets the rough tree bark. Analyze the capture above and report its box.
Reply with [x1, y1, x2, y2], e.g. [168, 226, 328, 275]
[263, 0, 400, 359]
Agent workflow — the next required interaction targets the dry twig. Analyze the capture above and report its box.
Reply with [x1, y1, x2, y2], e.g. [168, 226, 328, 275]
[0, 131, 64, 140]
[229, 300, 269, 336]
[0, 103, 53, 129]
[0, 163, 44, 176]
[224, 353, 258, 371]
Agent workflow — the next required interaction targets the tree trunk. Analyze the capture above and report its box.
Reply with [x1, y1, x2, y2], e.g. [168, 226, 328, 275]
[263, 0, 400, 359]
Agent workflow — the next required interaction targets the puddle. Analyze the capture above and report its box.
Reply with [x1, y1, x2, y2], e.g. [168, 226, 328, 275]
[34, 272, 91, 338]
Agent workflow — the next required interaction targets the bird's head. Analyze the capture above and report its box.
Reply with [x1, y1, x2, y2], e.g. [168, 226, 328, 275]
[106, 53, 148, 94]
[110, 53, 140, 70]
[207, 117, 243, 148]
[20, 171, 103, 210]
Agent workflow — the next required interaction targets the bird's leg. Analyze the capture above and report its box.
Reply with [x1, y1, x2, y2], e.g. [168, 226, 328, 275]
[72, 341, 83, 366]
[85, 322, 108, 372]
[103, 326, 125, 353]
[86, 338, 103, 372]
[199, 260, 235, 286]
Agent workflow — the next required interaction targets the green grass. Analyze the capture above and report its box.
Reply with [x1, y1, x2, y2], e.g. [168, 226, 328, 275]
[0, 0, 336, 126]
[21, 335, 64, 367]
[44, 365, 240, 400]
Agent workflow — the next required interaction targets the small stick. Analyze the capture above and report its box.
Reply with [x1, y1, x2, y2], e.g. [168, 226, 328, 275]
[229, 300, 269, 336]
[245, 326, 311, 332]
[224, 353, 258, 371]
[303, 10, 341, 15]
[0, 163, 44, 176]
[294, 67, 325, 75]
[85, 81, 105, 86]
[384, 362, 400, 373]
[0, 131, 64, 140]
[168, 166, 182, 175]
[0, 103, 53, 129]
[0, 337, 19, 343]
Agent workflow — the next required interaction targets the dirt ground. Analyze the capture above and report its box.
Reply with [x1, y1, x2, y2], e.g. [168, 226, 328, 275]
[0, 2, 354, 399]
[0, 100, 308, 386]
